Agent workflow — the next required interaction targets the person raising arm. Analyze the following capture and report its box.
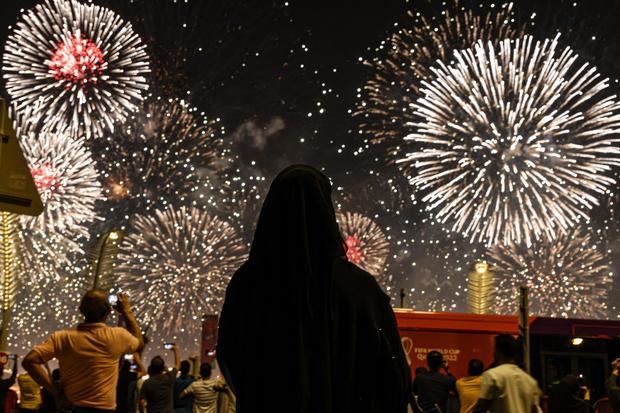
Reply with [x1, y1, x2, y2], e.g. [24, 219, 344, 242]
[22, 291, 144, 411]
[117, 293, 145, 350]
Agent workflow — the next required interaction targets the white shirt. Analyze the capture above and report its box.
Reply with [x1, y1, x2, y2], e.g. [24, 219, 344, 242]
[479, 363, 541, 413]
[183, 378, 219, 413]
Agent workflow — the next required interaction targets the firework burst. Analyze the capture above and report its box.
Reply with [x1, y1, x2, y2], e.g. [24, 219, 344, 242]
[9, 260, 88, 353]
[116, 206, 247, 353]
[3, 215, 89, 352]
[336, 212, 390, 276]
[487, 228, 612, 318]
[400, 35, 620, 246]
[94, 96, 228, 223]
[3, 125, 101, 352]
[3, 0, 150, 138]
[355, 1, 520, 147]
[19, 128, 103, 237]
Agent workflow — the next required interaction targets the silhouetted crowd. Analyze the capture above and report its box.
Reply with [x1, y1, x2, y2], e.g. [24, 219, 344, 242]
[409, 335, 620, 413]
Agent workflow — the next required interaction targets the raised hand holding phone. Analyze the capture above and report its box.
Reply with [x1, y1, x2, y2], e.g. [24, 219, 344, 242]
[163, 342, 180, 370]
[107, 294, 118, 306]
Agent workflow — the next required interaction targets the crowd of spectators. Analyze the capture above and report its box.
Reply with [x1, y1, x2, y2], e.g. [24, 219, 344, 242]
[411, 335, 541, 413]
[0, 290, 233, 413]
[410, 334, 620, 413]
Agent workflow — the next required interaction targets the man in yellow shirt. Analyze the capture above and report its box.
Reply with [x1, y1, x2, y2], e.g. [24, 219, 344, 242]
[456, 359, 484, 413]
[23, 291, 144, 412]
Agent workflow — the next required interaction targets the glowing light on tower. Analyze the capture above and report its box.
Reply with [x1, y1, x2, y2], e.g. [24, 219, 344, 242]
[336, 212, 390, 276]
[399, 35, 620, 245]
[116, 206, 247, 354]
[2, 0, 150, 138]
[487, 228, 612, 318]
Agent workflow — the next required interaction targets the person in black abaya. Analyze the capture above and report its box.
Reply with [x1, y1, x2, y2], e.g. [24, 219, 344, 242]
[216, 165, 411, 413]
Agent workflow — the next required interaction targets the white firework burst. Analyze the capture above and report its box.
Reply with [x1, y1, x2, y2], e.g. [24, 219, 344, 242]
[1, 216, 89, 353]
[0, 121, 99, 351]
[400, 35, 620, 245]
[336, 212, 390, 276]
[355, 1, 520, 146]
[116, 206, 247, 354]
[9, 258, 88, 353]
[4, 128, 100, 351]
[3, 0, 150, 138]
[20, 129, 103, 237]
[95, 96, 228, 221]
[487, 228, 612, 318]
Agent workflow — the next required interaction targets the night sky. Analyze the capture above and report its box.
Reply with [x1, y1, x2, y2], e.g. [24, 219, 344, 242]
[3, 0, 620, 353]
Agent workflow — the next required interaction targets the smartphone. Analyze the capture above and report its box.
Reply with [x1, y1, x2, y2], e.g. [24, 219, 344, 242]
[108, 293, 118, 306]
[164, 343, 174, 350]
[7, 354, 16, 360]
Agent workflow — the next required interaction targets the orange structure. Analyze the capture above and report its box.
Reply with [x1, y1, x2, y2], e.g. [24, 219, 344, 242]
[395, 310, 620, 403]
[395, 310, 520, 378]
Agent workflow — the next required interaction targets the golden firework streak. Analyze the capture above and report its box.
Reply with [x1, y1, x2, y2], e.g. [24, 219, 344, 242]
[0, 212, 17, 350]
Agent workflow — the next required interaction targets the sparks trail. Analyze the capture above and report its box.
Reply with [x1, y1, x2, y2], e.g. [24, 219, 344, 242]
[6, 125, 102, 351]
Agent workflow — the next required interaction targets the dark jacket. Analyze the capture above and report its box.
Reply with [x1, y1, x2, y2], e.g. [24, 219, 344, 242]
[606, 374, 620, 413]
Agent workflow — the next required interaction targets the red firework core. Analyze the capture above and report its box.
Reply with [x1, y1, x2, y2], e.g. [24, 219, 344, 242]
[345, 236, 363, 264]
[31, 163, 58, 192]
[49, 34, 104, 86]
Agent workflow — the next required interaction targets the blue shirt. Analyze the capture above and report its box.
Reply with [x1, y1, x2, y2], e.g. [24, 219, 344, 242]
[174, 375, 195, 413]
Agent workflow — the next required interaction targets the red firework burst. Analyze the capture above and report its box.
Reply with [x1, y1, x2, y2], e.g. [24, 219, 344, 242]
[49, 34, 104, 87]
[31, 163, 59, 192]
[345, 235, 363, 265]
[337, 212, 389, 276]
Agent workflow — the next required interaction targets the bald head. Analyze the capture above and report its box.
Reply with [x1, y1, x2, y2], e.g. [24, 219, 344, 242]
[79, 289, 111, 323]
